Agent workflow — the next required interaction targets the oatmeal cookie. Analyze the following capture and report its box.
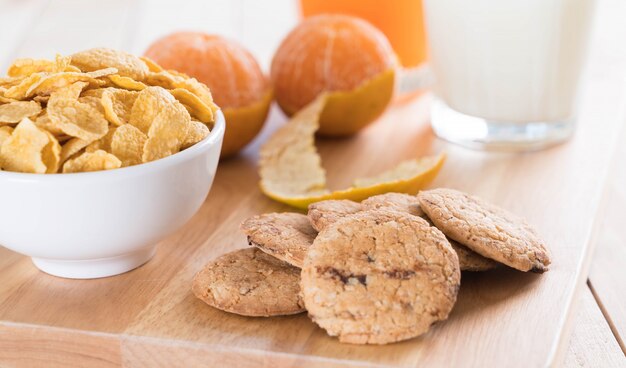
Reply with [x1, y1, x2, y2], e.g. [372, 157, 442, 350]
[192, 248, 305, 317]
[301, 210, 461, 344]
[361, 192, 425, 217]
[418, 188, 550, 272]
[307, 199, 362, 231]
[364, 193, 498, 272]
[240, 212, 317, 268]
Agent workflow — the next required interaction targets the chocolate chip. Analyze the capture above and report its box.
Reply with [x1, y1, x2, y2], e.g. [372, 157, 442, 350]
[383, 269, 416, 280]
[317, 266, 367, 286]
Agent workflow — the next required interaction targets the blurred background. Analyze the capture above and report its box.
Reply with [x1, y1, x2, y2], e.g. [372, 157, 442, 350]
[2, 0, 624, 99]
[0, 0, 300, 72]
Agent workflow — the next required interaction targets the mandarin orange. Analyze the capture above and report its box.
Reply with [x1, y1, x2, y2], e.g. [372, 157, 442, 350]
[145, 32, 271, 157]
[271, 15, 396, 136]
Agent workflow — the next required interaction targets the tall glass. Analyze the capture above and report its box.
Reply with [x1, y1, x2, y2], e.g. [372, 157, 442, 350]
[300, 0, 427, 68]
[424, 0, 596, 150]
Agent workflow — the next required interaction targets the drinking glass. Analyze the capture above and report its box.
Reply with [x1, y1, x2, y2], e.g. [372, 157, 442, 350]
[424, 0, 596, 150]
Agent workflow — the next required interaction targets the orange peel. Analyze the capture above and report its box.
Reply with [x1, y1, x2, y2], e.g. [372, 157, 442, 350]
[259, 95, 445, 209]
[270, 15, 397, 137]
[222, 90, 273, 157]
[318, 69, 395, 136]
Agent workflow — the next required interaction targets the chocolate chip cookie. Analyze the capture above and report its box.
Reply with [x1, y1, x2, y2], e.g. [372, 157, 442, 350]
[301, 210, 460, 344]
[240, 212, 317, 268]
[418, 188, 551, 272]
[192, 248, 305, 317]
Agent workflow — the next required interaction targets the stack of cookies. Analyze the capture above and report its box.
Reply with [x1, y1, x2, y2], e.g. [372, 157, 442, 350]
[192, 188, 551, 345]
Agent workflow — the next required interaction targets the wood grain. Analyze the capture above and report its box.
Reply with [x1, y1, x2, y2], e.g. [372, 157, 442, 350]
[0, 0, 625, 367]
[0, 322, 121, 368]
[564, 286, 625, 367]
[587, 135, 626, 351]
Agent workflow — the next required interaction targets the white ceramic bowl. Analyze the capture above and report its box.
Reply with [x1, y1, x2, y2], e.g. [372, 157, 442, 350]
[0, 111, 225, 279]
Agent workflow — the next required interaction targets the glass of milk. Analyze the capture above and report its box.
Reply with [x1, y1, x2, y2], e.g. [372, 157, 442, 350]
[423, 0, 596, 150]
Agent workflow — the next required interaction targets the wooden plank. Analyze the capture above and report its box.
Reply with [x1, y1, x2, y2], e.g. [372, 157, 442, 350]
[580, 17, 626, 344]
[121, 335, 374, 368]
[587, 133, 626, 350]
[0, 0, 625, 367]
[0, 322, 121, 368]
[564, 286, 625, 367]
[538, 0, 626, 362]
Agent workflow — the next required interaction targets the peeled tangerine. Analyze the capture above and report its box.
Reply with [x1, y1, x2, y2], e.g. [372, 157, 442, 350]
[145, 32, 271, 158]
[259, 95, 445, 210]
[271, 15, 397, 136]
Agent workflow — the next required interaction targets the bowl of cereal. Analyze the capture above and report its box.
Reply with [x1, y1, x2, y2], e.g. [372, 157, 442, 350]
[0, 49, 225, 278]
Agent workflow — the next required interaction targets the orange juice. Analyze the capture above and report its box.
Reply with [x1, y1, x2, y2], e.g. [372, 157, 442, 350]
[300, 0, 427, 68]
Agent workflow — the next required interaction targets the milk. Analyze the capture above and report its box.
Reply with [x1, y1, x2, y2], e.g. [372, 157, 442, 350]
[424, 0, 595, 123]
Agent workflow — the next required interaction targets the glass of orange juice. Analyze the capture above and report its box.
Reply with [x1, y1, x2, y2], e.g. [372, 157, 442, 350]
[300, 0, 427, 69]
[300, 0, 430, 97]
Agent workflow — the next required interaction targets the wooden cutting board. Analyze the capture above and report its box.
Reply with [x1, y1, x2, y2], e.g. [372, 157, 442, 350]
[1, 0, 625, 367]
[0, 75, 624, 367]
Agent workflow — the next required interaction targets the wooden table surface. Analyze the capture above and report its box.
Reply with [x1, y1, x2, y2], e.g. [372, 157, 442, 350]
[0, 0, 625, 367]
[564, 147, 626, 367]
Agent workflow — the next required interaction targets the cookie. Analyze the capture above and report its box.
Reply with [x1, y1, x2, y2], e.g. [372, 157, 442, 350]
[192, 248, 305, 317]
[364, 193, 497, 272]
[240, 212, 317, 268]
[361, 193, 425, 217]
[307, 199, 362, 231]
[301, 210, 460, 345]
[449, 241, 497, 272]
[418, 188, 550, 273]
